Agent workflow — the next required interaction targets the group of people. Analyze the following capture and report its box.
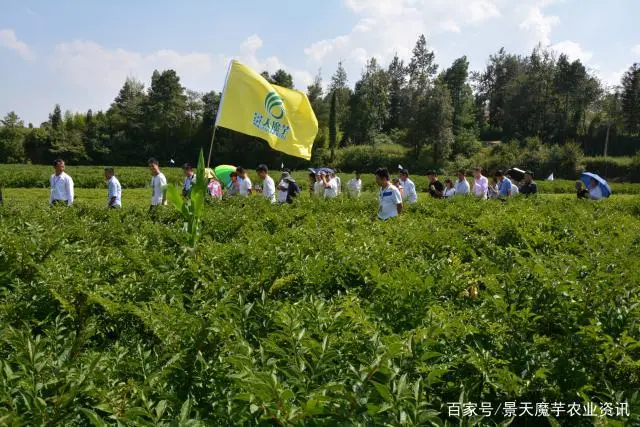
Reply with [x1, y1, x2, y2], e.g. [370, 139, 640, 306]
[46, 159, 610, 221]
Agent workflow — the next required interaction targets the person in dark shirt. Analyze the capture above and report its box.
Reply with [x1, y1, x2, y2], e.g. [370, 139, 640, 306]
[519, 171, 538, 195]
[427, 170, 445, 198]
[575, 181, 589, 199]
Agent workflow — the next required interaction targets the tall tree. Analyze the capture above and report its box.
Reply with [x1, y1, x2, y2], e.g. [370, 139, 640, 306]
[328, 61, 351, 140]
[621, 63, 640, 135]
[49, 105, 62, 131]
[345, 57, 389, 145]
[145, 69, 188, 160]
[329, 91, 337, 161]
[407, 34, 438, 90]
[107, 77, 147, 164]
[443, 56, 476, 136]
[307, 72, 329, 158]
[386, 54, 407, 131]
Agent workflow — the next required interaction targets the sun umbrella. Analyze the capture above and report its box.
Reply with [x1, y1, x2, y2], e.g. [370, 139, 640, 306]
[507, 168, 526, 181]
[580, 172, 612, 198]
[214, 165, 237, 188]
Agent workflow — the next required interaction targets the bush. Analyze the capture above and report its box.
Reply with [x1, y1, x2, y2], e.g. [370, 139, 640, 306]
[334, 143, 408, 172]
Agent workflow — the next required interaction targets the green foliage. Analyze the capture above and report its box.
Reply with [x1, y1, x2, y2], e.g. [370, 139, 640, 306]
[164, 150, 207, 247]
[1, 194, 640, 425]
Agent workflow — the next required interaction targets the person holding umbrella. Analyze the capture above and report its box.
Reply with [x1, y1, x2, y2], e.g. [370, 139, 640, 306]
[581, 172, 612, 200]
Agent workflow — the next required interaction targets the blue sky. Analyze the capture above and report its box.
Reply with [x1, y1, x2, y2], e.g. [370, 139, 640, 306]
[1, 0, 639, 124]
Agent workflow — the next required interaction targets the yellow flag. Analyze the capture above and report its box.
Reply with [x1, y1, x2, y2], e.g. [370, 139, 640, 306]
[215, 60, 318, 160]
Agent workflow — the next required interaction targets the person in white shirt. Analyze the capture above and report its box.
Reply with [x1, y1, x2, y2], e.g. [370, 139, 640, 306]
[256, 164, 276, 203]
[237, 167, 252, 197]
[148, 158, 167, 207]
[376, 168, 403, 220]
[322, 171, 338, 199]
[332, 172, 342, 195]
[588, 178, 603, 200]
[443, 179, 456, 198]
[347, 172, 362, 198]
[313, 173, 325, 197]
[49, 159, 74, 206]
[399, 169, 417, 204]
[104, 167, 122, 208]
[472, 167, 489, 200]
[455, 170, 471, 196]
[182, 163, 196, 199]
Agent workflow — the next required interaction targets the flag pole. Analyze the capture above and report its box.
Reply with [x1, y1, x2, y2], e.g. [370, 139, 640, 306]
[207, 60, 233, 168]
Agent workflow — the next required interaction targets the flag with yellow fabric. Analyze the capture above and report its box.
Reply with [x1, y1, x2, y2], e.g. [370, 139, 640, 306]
[215, 60, 318, 160]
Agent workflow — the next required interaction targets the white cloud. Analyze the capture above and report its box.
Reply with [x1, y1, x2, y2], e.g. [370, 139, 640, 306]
[0, 28, 35, 60]
[632, 44, 640, 57]
[439, 20, 461, 33]
[551, 40, 593, 62]
[519, 6, 560, 45]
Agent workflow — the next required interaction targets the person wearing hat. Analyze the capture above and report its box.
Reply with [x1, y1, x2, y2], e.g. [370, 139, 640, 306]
[205, 169, 223, 200]
[519, 171, 537, 196]
[277, 172, 300, 204]
[427, 170, 444, 198]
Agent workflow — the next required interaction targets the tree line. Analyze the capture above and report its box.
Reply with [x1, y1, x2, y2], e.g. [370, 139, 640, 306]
[1, 34, 639, 169]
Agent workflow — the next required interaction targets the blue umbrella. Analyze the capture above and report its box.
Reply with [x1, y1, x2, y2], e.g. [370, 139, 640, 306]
[309, 167, 334, 174]
[580, 172, 612, 198]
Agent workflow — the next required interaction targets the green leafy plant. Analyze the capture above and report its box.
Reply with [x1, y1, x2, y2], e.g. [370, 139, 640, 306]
[164, 149, 207, 247]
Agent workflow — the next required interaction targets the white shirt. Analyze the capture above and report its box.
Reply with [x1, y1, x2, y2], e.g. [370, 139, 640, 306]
[347, 178, 362, 198]
[335, 176, 342, 194]
[444, 187, 456, 198]
[150, 172, 167, 206]
[277, 180, 289, 203]
[324, 178, 338, 199]
[314, 181, 325, 197]
[239, 176, 252, 196]
[378, 184, 403, 220]
[262, 175, 276, 203]
[589, 185, 603, 200]
[107, 176, 122, 207]
[473, 175, 489, 199]
[511, 185, 519, 196]
[50, 172, 74, 205]
[454, 178, 470, 196]
[400, 178, 417, 203]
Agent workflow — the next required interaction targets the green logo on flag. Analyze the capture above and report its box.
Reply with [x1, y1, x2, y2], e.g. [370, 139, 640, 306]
[265, 92, 285, 120]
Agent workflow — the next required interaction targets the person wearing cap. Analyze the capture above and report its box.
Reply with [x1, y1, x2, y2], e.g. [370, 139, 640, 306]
[376, 168, 403, 220]
[495, 170, 513, 198]
[277, 172, 300, 204]
[237, 167, 252, 197]
[322, 171, 338, 199]
[427, 170, 444, 198]
[182, 163, 196, 199]
[472, 167, 488, 199]
[455, 170, 470, 196]
[256, 164, 276, 203]
[399, 169, 417, 204]
[347, 172, 362, 198]
[519, 171, 537, 196]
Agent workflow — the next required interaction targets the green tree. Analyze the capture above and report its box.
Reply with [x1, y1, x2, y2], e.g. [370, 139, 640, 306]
[329, 91, 337, 161]
[271, 69, 294, 89]
[145, 70, 188, 160]
[328, 61, 351, 143]
[307, 71, 328, 160]
[0, 111, 26, 162]
[345, 57, 389, 145]
[386, 54, 407, 131]
[107, 77, 147, 164]
[621, 63, 640, 135]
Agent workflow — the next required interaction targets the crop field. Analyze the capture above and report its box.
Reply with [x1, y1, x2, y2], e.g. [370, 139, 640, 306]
[1, 173, 639, 426]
